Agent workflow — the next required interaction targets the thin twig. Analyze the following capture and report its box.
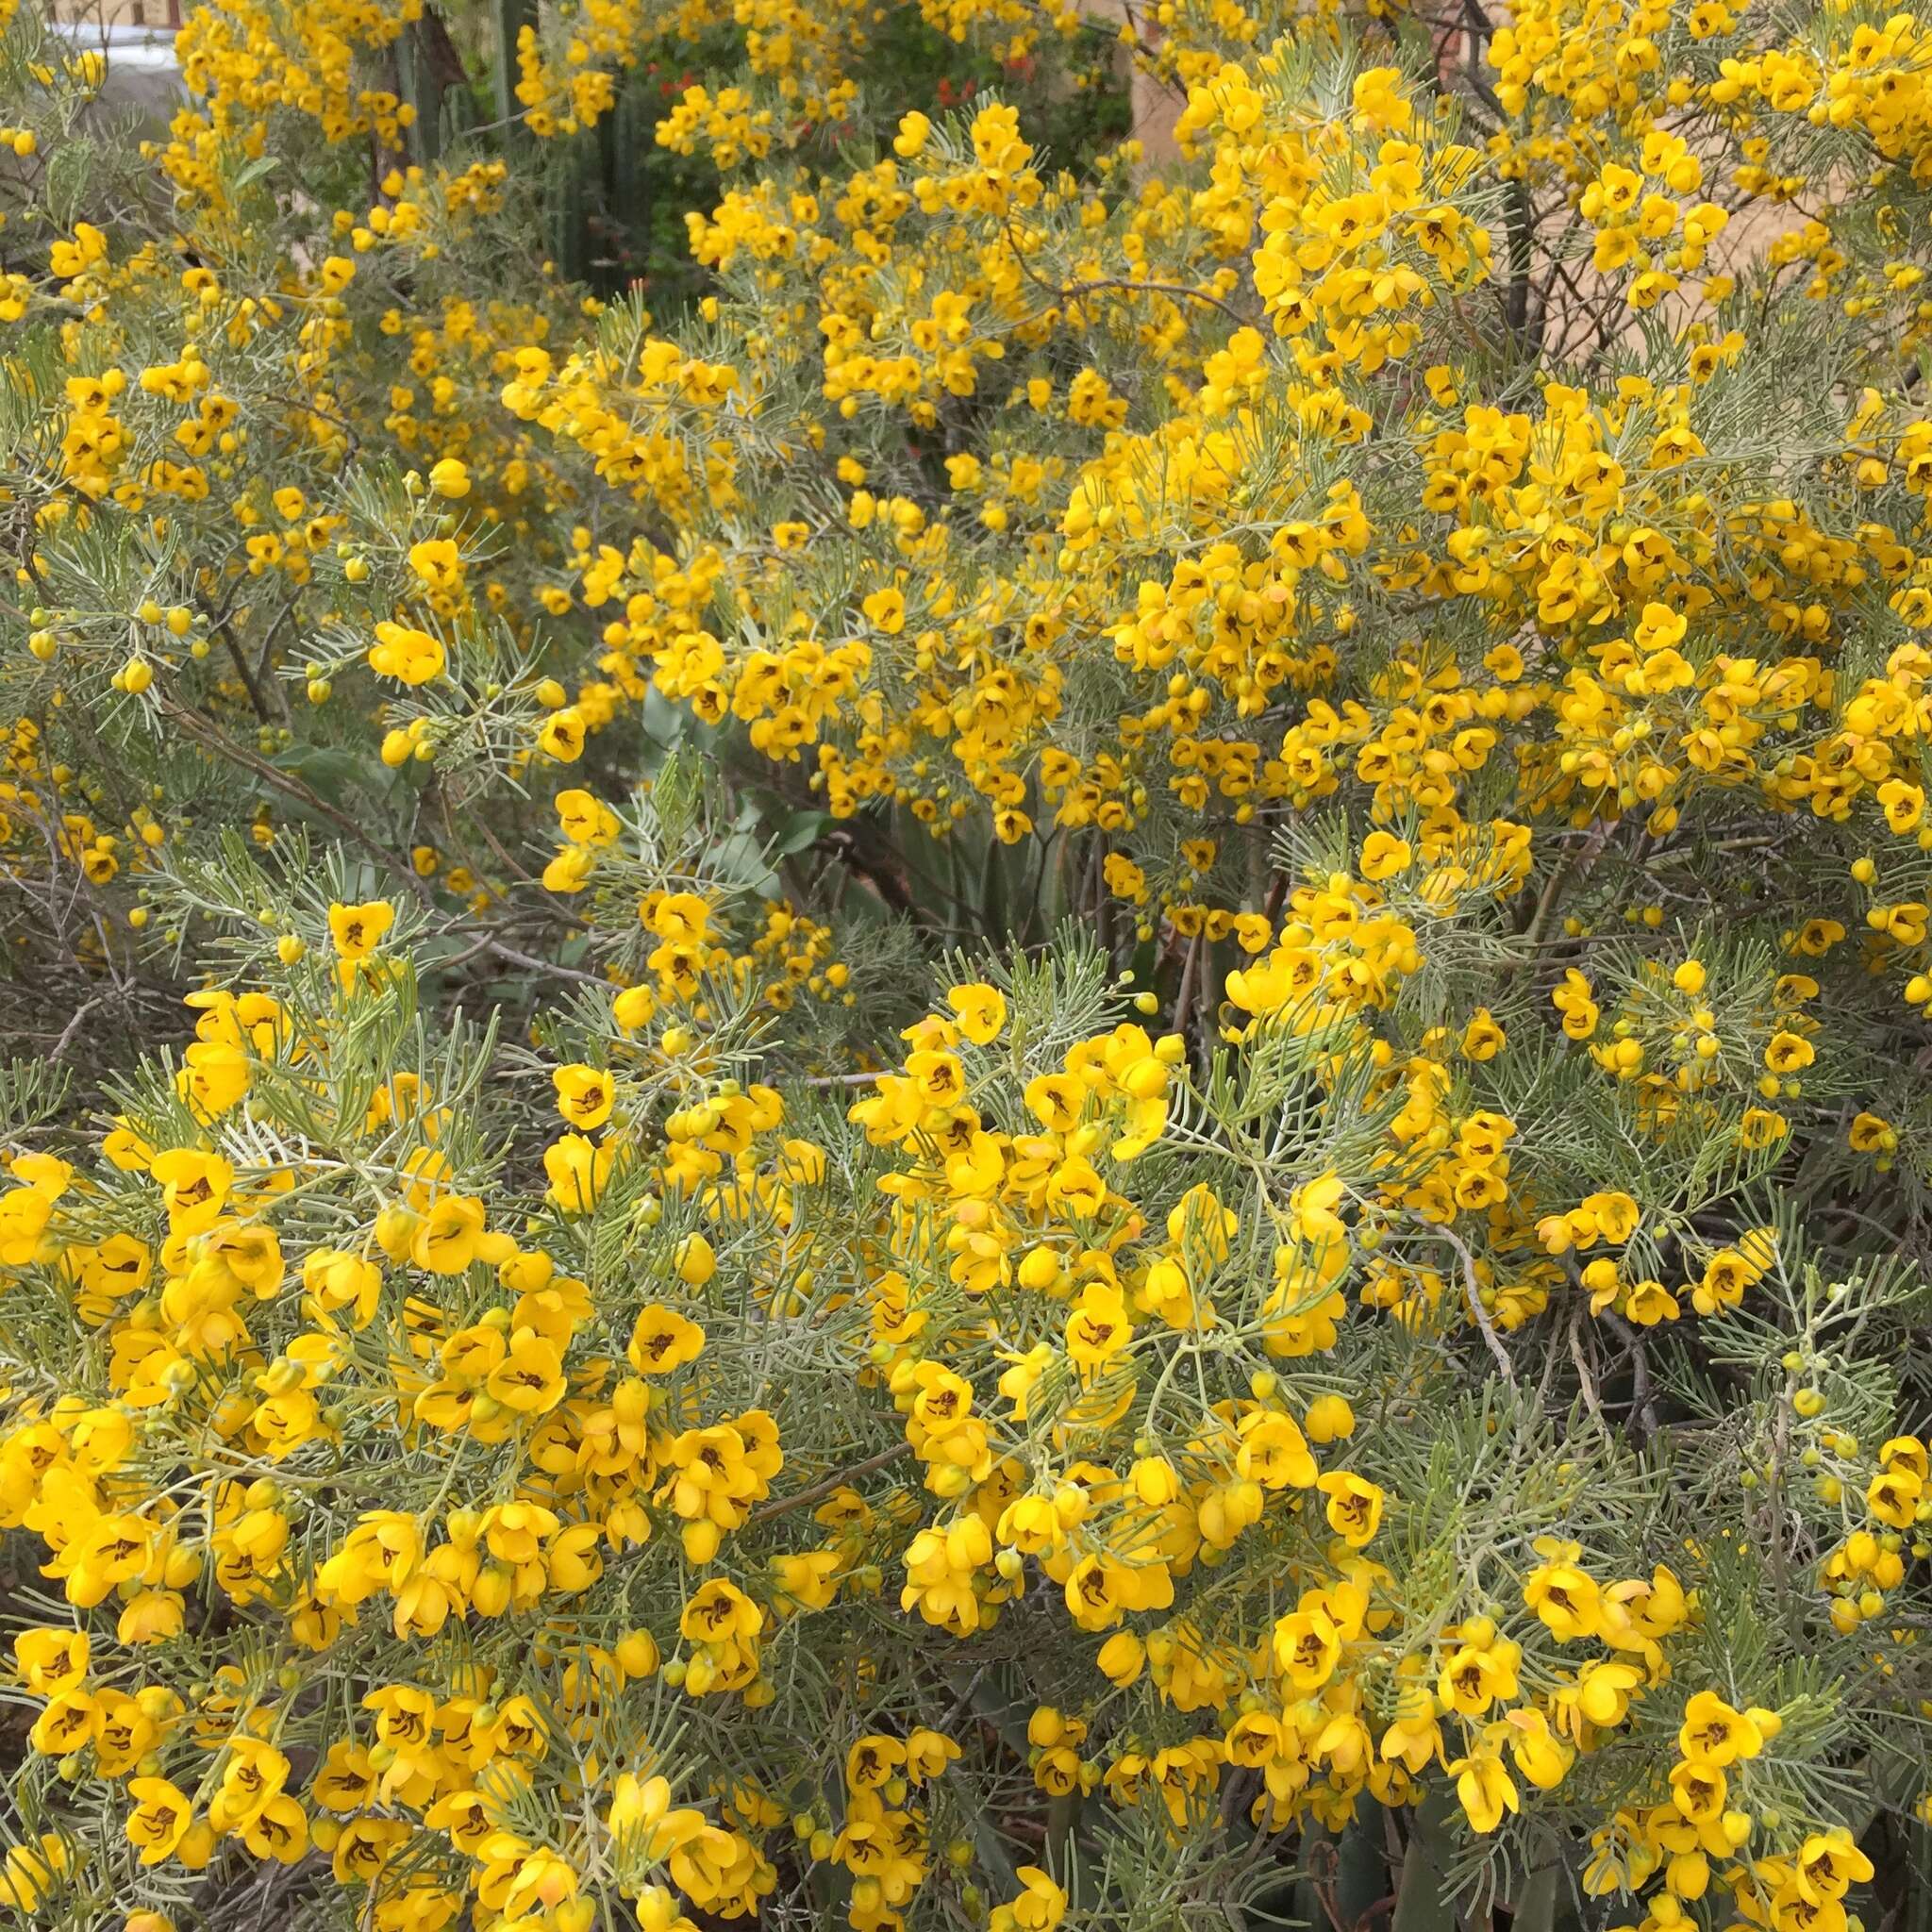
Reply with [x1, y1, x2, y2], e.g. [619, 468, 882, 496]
[748, 1441, 913, 1524]
[1405, 1215, 1515, 1386]
[51, 993, 108, 1059]
[1001, 215, 1251, 328]
[1568, 1306, 1607, 1429]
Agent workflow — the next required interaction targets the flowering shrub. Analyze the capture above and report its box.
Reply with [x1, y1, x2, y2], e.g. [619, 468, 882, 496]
[6, 0, 1932, 1927]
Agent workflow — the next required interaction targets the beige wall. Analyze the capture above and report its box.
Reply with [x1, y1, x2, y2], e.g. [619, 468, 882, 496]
[47, 0, 182, 26]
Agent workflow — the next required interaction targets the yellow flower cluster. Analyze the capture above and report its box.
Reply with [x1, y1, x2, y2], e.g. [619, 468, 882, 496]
[7, 0, 1932, 1921]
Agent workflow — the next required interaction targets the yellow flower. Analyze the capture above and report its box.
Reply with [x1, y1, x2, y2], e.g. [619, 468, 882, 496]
[408, 537, 463, 592]
[1675, 1690, 1764, 1766]
[328, 899, 394, 959]
[125, 1778, 194, 1865]
[1524, 1552, 1602, 1639]
[543, 1133, 613, 1211]
[945, 981, 1007, 1043]
[1317, 1471, 1384, 1547]
[860, 586, 906, 633]
[1065, 1281, 1131, 1372]
[1359, 831, 1411, 880]
[628, 1305, 706, 1374]
[1272, 1605, 1341, 1690]
[0, 1837, 71, 1911]
[1668, 1757, 1726, 1823]
[1449, 1746, 1517, 1833]
[1572, 1659, 1644, 1729]
[992, 1867, 1066, 1932]
[1237, 1410, 1316, 1490]
[485, 1327, 567, 1413]
[1796, 1829, 1874, 1901]
[1503, 1709, 1572, 1790]
[28, 1687, 96, 1754]
[148, 1147, 234, 1233]
[1437, 1638, 1519, 1715]
[368, 620, 445, 685]
[553, 1063, 614, 1129]
[208, 1737, 291, 1832]
[1460, 1008, 1507, 1058]
[539, 708, 587, 761]
[14, 1627, 89, 1693]
[411, 1193, 490, 1274]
